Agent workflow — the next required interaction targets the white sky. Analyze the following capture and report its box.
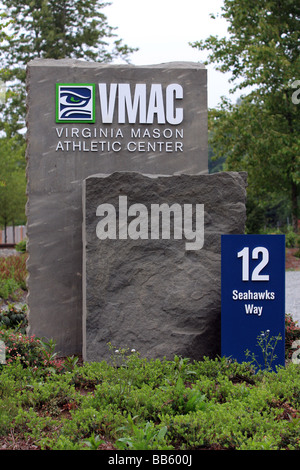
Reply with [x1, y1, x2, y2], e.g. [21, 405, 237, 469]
[105, 0, 239, 108]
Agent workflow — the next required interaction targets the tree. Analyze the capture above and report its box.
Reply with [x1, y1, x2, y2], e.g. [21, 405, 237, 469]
[0, 135, 26, 241]
[0, 0, 137, 134]
[191, 0, 300, 232]
[0, 0, 137, 235]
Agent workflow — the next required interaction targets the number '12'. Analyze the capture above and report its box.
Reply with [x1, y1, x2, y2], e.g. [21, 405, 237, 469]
[237, 247, 269, 281]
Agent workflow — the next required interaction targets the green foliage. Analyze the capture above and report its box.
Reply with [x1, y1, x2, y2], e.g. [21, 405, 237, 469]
[0, 254, 27, 298]
[191, 0, 300, 232]
[245, 193, 266, 233]
[285, 314, 300, 359]
[245, 330, 283, 373]
[0, 313, 300, 450]
[0, 343, 299, 450]
[0, 0, 137, 135]
[82, 432, 104, 450]
[116, 415, 169, 450]
[15, 239, 27, 253]
[0, 303, 28, 333]
[0, 0, 135, 66]
[0, 136, 26, 229]
[0, 0, 137, 227]
[192, 0, 299, 93]
[0, 329, 48, 368]
[285, 230, 300, 248]
[0, 278, 21, 301]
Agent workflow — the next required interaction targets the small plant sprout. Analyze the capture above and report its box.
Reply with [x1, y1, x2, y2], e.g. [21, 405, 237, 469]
[82, 433, 104, 450]
[106, 343, 141, 400]
[116, 415, 169, 450]
[245, 330, 282, 372]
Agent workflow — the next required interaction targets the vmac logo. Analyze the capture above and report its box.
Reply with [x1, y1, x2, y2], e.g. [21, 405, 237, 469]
[56, 82, 184, 125]
[56, 83, 96, 123]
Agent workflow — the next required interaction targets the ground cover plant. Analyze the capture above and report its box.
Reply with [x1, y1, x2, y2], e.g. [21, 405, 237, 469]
[0, 254, 27, 301]
[0, 328, 300, 451]
[1, 252, 300, 450]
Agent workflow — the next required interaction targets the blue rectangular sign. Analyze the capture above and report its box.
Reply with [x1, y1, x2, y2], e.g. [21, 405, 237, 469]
[221, 235, 285, 371]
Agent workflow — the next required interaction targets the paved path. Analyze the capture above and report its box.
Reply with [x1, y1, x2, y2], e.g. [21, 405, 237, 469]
[286, 271, 300, 325]
[0, 248, 18, 257]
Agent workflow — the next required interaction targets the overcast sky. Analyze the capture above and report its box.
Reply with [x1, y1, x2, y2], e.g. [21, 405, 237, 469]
[105, 0, 238, 108]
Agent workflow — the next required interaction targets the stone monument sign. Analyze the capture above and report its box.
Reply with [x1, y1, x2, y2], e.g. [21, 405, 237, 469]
[26, 59, 208, 356]
[83, 172, 247, 362]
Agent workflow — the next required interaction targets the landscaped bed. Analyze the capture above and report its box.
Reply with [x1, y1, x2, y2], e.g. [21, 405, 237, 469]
[0, 330, 300, 451]
[0, 250, 300, 451]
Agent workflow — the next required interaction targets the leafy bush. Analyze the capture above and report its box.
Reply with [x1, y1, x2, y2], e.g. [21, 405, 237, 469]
[15, 239, 27, 253]
[259, 228, 300, 249]
[0, 278, 21, 300]
[0, 254, 27, 295]
[285, 314, 300, 359]
[0, 348, 300, 450]
[0, 304, 28, 333]
[116, 415, 170, 450]
[0, 311, 299, 450]
[285, 230, 298, 248]
[0, 330, 63, 372]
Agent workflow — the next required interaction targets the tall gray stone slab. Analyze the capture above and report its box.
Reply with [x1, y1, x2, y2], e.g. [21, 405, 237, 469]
[83, 172, 247, 362]
[26, 59, 207, 355]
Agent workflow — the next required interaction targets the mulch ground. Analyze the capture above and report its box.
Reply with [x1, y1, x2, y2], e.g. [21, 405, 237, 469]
[285, 248, 300, 271]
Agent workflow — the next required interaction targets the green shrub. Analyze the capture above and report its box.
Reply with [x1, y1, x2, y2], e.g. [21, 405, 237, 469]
[15, 239, 27, 253]
[0, 396, 19, 434]
[285, 230, 297, 248]
[0, 331, 300, 450]
[26, 379, 78, 417]
[0, 254, 27, 296]
[285, 314, 300, 359]
[116, 415, 170, 450]
[0, 303, 28, 333]
[0, 330, 63, 372]
[0, 330, 45, 368]
[0, 278, 21, 300]
[1, 354, 300, 450]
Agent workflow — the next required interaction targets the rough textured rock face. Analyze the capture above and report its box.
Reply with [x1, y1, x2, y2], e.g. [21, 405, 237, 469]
[83, 171, 247, 362]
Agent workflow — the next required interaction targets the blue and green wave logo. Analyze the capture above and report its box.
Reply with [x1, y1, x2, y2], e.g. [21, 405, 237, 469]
[56, 84, 96, 123]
